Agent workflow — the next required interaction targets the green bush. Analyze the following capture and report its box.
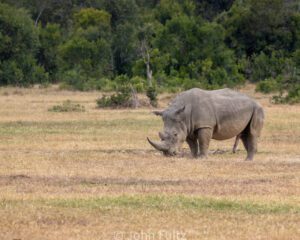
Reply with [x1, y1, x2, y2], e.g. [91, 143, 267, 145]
[60, 67, 115, 91]
[60, 69, 87, 91]
[293, 49, 300, 67]
[256, 77, 281, 93]
[84, 78, 114, 91]
[250, 52, 288, 82]
[96, 86, 131, 108]
[286, 85, 300, 104]
[113, 74, 130, 86]
[48, 100, 85, 112]
[130, 76, 147, 93]
[112, 74, 147, 93]
[273, 85, 300, 104]
[146, 86, 158, 107]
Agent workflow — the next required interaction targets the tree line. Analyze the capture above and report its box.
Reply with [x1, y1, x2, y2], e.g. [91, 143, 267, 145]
[0, 0, 299, 103]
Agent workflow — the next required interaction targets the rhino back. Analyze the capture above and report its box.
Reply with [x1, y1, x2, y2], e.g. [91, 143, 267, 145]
[169, 88, 257, 139]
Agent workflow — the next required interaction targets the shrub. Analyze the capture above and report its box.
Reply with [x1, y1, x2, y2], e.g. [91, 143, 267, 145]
[146, 86, 158, 107]
[96, 86, 131, 108]
[272, 85, 300, 104]
[113, 74, 147, 93]
[59, 69, 86, 91]
[130, 76, 147, 93]
[256, 77, 281, 93]
[286, 85, 300, 104]
[113, 74, 130, 86]
[48, 100, 85, 112]
[250, 52, 288, 82]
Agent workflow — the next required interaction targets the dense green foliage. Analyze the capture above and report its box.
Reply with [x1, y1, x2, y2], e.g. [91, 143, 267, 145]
[0, 3, 48, 86]
[0, 0, 299, 102]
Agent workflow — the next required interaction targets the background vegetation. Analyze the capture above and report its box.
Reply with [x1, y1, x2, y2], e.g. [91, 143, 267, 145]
[0, 0, 300, 102]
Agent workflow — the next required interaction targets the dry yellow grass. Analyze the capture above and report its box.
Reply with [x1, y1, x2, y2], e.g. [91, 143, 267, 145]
[0, 85, 299, 240]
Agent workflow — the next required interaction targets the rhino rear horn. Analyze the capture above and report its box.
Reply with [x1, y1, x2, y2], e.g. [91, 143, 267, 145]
[147, 137, 169, 152]
[158, 131, 166, 140]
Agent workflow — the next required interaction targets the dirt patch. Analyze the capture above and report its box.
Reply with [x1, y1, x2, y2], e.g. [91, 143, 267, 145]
[0, 174, 274, 187]
[0, 148, 233, 158]
[1, 174, 298, 196]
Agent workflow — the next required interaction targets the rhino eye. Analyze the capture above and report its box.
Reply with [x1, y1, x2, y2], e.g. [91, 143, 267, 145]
[174, 133, 178, 137]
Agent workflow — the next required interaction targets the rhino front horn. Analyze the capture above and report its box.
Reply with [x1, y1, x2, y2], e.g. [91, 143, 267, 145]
[147, 137, 169, 152]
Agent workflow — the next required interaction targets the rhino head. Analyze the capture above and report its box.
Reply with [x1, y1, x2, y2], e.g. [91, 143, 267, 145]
[147, 105, 187, 156]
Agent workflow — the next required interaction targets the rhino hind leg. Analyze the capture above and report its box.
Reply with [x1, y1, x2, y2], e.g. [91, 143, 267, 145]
[241, 106, 263, 161]
[186, 137, 199, 158]
[244, 134, 257, 161]
[197, 128, 212, 158]
[240, 130, 257, 161]
[232, 134, 241, 153]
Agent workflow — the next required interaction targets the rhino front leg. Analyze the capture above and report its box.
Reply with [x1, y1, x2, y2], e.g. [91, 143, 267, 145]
[197, 128, 212, 158]
[186, 137, 198, 158]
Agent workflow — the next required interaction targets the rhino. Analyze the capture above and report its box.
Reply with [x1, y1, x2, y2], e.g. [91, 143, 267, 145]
[147, 88, 264, 161]
[232, 134, 241, 153]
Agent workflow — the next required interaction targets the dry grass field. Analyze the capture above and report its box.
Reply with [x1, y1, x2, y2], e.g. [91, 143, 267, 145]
[0, 85, 299, 240]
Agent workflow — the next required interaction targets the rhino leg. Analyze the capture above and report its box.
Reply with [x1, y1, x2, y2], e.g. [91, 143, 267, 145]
[246, 134, 257, 161]
[241, 132, 257, 161]
[243, 105, 264, 161]
[186, 137, 198, 158]
[232, 134, 241, 153]
[197, 128, 212, 158]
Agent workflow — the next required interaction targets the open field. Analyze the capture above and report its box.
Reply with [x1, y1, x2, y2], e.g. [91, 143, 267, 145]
[0, 86, 299, 240]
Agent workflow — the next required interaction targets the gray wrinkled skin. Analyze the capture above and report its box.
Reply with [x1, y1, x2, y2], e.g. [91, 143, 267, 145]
[147, 88, 264, 161]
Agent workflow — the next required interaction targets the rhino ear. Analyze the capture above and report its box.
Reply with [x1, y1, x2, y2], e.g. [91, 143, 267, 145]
[153, 110, 163, 116]
[175, 105, 185, 115]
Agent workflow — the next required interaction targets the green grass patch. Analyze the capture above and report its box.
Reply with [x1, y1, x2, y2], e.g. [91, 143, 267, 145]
[0, 199, 21, 208]
[3, 196, 298, 215]
[48, 100, 85, 112]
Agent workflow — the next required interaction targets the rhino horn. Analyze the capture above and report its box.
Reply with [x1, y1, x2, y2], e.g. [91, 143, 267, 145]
[147, 137, 169, 152]
[158, 131, 166, 140]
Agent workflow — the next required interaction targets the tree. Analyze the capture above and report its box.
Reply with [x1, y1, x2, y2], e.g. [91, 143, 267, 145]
[0, 3, 47, 86]
[33, 0, 50, 27]
[103, 0, 140, 76]
[58, 8, 112, 90]
[195, 0, 234, 20]
[154, 10, 242, 88]
[221, 0, 294, 56]
[38, 23, 62, 82]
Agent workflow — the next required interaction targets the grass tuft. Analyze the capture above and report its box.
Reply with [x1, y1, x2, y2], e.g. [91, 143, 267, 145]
[48, 100, 85, 112]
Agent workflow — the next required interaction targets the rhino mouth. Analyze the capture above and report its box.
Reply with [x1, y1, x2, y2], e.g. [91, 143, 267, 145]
[147, 137, 176, 156]
[164, 150, 176, 156]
